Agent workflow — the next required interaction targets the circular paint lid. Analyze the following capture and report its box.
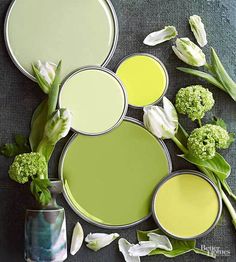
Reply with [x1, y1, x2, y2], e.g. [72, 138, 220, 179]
[59, 66, 128, 135]
[59, 118, 172, 228]
[116, 53, 169, 108]
[5, 0, 118, 80]
[152, 170, 222, 240]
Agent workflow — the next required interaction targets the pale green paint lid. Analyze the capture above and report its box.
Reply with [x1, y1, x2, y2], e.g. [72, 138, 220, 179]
[5, 0, 117, 79]
[59, 67, 127, 135]
[60, 119, 172, 228]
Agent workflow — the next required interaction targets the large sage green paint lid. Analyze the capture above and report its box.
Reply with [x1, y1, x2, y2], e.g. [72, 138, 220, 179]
[59, 118, 172, 228]
[5, 0, 118, 80]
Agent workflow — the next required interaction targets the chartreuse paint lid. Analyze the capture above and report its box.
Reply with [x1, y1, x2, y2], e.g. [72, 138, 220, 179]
[116, 53, 168, 108]
[59, 66, 127, 136]
[5, 0, 118, 80]
[59, 118, 172, 229]
[152, 170, 222, 240]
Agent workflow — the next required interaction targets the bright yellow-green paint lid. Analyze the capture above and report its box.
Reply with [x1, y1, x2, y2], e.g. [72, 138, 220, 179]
[60, 119, 171, 228]
[116, 54, 168, 107]
[153, 173, 221, 239]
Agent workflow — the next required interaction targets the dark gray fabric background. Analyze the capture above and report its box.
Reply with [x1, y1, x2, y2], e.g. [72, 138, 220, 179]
[0, 0, 236, 261]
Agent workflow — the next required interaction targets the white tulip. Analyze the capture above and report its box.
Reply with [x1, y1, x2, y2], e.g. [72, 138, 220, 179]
[85, 233, 119, 252]
[143, 97, 178, 139]
[70, 222, 84, 255]
[37, 60, 56, 85]
[172, 38, 206, 66]
[189, 15, 207, 47]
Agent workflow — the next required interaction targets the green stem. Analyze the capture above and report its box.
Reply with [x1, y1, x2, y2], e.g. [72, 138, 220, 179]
[221, 180, 236, 201]
[220, 184, 236, 230]
[197, 118, 202, 127]
[171, 136, 188, 154]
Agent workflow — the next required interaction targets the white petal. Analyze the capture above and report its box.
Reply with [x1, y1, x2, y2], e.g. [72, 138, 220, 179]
[128, 241, 157, 257]
[36, 60, 56, 85]
[172, 46, 189, 65]
[163, 97, 178, 135]
[147, 233, 173, 251]
[118, 238, 140, 262]
[143, 26, 177, 46]
[70, 222, 84, 255]
[143, 105, 175, 139]
[189, 15, 207, 47]
[85, 233, 108, 242]
[85, 233, 119, 252]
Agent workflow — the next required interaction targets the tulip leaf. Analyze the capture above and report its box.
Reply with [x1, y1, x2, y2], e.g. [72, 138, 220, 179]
[137, 229, 215, 258]
[211, 48, 236, 101]
[47, 60, 62, 119]
[221, 180, 236, 201]
[29, 99, 48, 152]
[177, 67, 225, 91]
[32, 64, 50, 94]
[180, 152, 231, 181]
[175, 123, 189, 147]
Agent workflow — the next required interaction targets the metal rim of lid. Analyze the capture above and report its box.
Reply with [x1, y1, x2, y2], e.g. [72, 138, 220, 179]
[4, 0, 119, 81]
[152, 169, 223, 240]
[58, 65, 128, 136]
[58, 116, 173, 229]
[115, 53, 169, 109]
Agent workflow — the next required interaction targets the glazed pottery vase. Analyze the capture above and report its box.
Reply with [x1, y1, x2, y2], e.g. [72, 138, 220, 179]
[24, 179, 67, 262]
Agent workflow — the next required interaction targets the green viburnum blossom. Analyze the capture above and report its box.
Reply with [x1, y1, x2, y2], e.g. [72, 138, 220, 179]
[175, 85, 214, 123]
[187, 124, 230, 160]
[9, 152, 47, 183]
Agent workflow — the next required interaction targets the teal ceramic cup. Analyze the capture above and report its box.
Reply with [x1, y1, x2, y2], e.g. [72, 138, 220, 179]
[24, 180, 67, 262]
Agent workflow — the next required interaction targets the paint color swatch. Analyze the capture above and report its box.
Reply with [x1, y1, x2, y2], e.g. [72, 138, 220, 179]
[6, 0, 117, 79]
[60, 119, 171, 228]
[59, 67, 127, 135]
[116, 54, 168, 107]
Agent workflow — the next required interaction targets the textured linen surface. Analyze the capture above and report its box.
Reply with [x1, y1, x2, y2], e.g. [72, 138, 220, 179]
[0, 0, 236, 261]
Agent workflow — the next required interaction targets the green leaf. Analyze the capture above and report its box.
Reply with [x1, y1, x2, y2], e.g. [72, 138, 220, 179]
[0, 135, 30, 157]
[30, 178, 52, 206]
[32, 64, 50, 94]
[177, 67, 225, 91]
[211, 48, 236, 101]
[47, 61, 62, 119]
[137, 229, 215, 258]
[211, 117, 227, 129]
[180, 152, 231, 181]
[175, 123, 189, 147]
[211, 117, 235, 147]
[221, 180, 236, 201]
[29, 99, 49, 152]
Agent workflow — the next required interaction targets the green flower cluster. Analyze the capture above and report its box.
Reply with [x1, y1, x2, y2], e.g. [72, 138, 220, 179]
[9, 152, 47, 184]
[187, 124, 230, 160]
[175, 85, 214, 122]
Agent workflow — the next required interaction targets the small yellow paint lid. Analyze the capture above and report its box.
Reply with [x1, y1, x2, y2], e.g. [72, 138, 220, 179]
[116, 53, 168, 108]
[152, 170, 222, 240]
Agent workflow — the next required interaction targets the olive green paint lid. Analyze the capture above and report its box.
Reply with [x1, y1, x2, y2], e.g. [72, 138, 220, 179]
[59, 118, 172, 229]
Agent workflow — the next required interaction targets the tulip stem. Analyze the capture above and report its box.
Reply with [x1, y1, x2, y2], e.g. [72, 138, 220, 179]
[171, 136, 188, 154]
